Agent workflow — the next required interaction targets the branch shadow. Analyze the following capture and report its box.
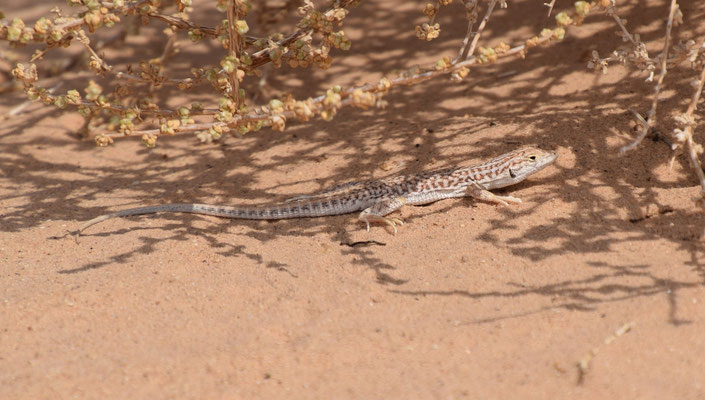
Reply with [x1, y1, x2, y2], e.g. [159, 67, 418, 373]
[391, 261, 697, 326]
[1, 0, 705, 319]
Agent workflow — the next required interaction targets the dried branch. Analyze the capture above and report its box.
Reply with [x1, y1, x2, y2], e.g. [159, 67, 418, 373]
[0, 82, 62, 121]
[544, 0, 557, 17]
[113, 28, 563, 139]
[608, 2, 641, 48]
[147, 12, 219, 38]
[673, 53, 705, 201]
[620, 0, 678, 153]
[460, 0, 499, 61]
[453, 0, 479, 63]
[225, 0, 243, 106]
[4, 0, 595, 146]
[247, 0, 359, 70]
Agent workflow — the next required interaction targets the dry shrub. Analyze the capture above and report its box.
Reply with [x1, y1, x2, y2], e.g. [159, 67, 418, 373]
[1, 0, 704, 201]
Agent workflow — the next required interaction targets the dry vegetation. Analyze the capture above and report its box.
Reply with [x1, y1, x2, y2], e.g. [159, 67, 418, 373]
[1, 0, 704, 201]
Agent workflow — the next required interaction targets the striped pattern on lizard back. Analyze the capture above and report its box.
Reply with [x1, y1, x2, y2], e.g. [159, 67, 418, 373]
[77, 147, 557, 235]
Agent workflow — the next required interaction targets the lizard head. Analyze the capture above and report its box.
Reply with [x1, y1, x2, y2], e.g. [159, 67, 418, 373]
[483, 147, 557, 190]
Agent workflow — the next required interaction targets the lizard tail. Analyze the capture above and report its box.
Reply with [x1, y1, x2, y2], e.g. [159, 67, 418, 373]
[77, 204, 201, 235]
[77, 201, 360, 235]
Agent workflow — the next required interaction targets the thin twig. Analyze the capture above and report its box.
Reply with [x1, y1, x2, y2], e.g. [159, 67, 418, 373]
[156, 32, 177, 65]
[75, 30, 197, 87]
[0, 82, 63, 121]
[628, 109, 675, 149]
[62, 28, 127, 73]
[246, 0, 359, 70]
[452, 0, 478, 64]
[620, 0, 678, 153]
[147, 12, 262, 44]
[462, 0, 498, 61]
[544, 0, 557, 17]
[226, 0, 242, 106]
[608, 1, 640, 48]
[429, 0, 441, 26]
[454, 20, 475, 64]
[680, 60, 705, 197]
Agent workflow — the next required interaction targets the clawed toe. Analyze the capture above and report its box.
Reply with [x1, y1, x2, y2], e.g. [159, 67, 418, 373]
[358, 214, 404, 235]
[498, 195, 522, 206]
[490, 195, 522, 207]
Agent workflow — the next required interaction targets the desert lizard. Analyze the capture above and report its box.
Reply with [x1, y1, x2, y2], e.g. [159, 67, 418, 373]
[78, 146, 557, 235]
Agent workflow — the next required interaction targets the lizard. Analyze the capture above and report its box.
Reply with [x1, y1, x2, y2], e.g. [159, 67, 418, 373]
[77, 146, 557, 236]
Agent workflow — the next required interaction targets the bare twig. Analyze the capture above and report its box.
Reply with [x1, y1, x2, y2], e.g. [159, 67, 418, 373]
[684, 61, 705, 118]
[155, 31, 177, 65]
[577, 322, 634, 385]
[246, 0, 359, 70]
[75, 31, 194, 88]
[147, 12, 219, 38]
[676, 58, 705, 199]
[147, 12, 261, 44]
[454, 20, 476, 63]
[628, 109, 675, 149]
[0, 82, 63, 121]
[608, 1, 640, 48]
[457, 0, 498, 62]
[544, 0, 557, 17]
[226, 0, 243, 106]
[60, 28, 127, 74]
[620, 0, 678, 153]
[429, 0, 441, 26]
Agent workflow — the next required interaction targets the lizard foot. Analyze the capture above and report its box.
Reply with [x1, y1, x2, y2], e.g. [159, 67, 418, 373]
[468, 186, 522, 207]
[358, 213, 404, 235]
[491, 194, 522, 206]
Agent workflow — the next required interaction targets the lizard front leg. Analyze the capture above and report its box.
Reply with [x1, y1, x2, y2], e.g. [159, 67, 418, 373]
[466, 181, 522, 206]
[358, 197, 406, 235]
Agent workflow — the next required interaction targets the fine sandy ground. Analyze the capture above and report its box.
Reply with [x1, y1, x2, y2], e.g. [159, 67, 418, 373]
[2, 0, 705, 398]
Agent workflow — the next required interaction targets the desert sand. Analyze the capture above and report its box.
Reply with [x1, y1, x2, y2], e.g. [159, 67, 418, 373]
[2, 0, 705, 398]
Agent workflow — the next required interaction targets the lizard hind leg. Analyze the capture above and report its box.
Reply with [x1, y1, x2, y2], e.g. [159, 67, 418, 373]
[358, 197, 406, 235]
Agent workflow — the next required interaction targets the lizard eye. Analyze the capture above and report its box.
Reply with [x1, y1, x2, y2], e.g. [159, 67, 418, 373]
[528, 155, 537, 161]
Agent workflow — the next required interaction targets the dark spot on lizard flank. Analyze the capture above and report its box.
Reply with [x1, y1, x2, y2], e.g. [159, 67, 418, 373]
[321, 201, 330, 208]
[238, 210, 246, 215]
[311, 203, 319, 210]
[270, 210, 279, 216]
[331, 199, 339, 206]
[301, 205, 310, 212]
[249, 210, 257, 216]
[259, 210, 266, 217]
[290, 206, 299, 213]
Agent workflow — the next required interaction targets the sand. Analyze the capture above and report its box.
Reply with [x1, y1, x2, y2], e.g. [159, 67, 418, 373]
[2, 0, 705, 398]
